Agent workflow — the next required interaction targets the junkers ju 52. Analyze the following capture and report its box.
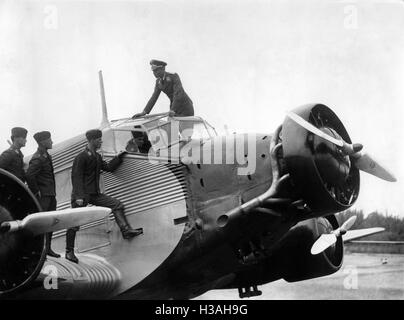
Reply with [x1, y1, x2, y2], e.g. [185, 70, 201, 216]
[0, 73, 395, 299]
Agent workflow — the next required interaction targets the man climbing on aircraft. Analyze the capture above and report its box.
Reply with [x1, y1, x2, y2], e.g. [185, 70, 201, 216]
[0, 127, 28, 182]
[65, 129, 143, 263]
[132, 59, 194, 118]
[26, 131, 60, 258]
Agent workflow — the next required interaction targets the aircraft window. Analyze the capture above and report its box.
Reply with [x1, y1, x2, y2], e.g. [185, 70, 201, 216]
[125, 130, 152, 154]
[108, 129, 151, 156]
[147, 119, 215, 147]
[109, 115, 217, 155]
[187, 121, 214, 140]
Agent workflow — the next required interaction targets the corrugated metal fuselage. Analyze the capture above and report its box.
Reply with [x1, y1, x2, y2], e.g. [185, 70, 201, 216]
[29, 131, 286, 299]
[120, 133, 283, 299]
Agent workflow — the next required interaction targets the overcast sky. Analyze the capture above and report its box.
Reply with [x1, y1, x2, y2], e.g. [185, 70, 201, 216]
[1, 0, 403, 216]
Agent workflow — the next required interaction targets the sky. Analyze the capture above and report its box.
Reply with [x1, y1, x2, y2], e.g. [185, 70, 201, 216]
[0, 0, 403, 216]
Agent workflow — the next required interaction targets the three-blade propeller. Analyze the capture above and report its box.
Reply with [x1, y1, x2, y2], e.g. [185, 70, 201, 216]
[286, 112, 397, 182]
[0, 207, 111, 236]
[311, 216, 357, 255]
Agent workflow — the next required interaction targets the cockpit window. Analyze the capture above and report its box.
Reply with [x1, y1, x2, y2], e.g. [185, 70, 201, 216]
[108, 115, 217, 156]
[125, 128, 152, 154]
[103, 129, 151, 156]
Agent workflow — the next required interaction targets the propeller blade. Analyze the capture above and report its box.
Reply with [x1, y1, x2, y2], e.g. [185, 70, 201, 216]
[311, 233, 337, 255]
[0, 206, 111, 236]
[287, 112, 363, 155]
[339, 215, 357, 233]
[343, 227, 385, 242]
[287, 112, 344, 147]
[352, 152, 397, 182]
[287, 112, 397, 182]
[311, 215, 357, 255]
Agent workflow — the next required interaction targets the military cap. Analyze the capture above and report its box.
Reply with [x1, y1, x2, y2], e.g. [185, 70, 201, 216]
[150, 59, 167, 70]
[132, 130, 144, 138]
[132, 125, 144, 138]
[85, 129, 102, 141]
[11, 127, 28, 139]
[33, 131, 51, 143]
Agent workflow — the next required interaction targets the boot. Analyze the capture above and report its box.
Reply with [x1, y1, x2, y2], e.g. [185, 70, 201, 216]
[65, 228, 79, 264]
[113, 210, 143, 239]
[65, 249, 78, 264]
[46, 232, 61, 258]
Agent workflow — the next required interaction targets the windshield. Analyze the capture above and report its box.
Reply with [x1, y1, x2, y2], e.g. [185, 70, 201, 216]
[108, 115, 217, 156]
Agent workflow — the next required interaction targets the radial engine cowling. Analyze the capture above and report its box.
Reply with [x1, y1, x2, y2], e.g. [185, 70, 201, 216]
[271, 216, 343, 282]
[282, 103, 360, 217]
[0, 169, 46, 297]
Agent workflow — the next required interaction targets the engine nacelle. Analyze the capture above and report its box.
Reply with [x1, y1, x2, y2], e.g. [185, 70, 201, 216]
[225, 216, 343, 288]
[271, 216, 343, 282]
[282, 103, 360, 217]
[0, 169, 46, 297]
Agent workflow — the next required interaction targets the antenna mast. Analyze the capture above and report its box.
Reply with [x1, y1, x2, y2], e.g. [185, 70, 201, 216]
[99, 70, 109, 128]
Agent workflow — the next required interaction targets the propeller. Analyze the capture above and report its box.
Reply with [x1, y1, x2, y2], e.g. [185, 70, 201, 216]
[0, 206, 111, 236]
[286, 112, 397, 182]
[311, 216, 357, 255]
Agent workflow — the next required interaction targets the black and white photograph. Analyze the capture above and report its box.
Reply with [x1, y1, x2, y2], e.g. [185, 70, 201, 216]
[0, 0, 403, 305]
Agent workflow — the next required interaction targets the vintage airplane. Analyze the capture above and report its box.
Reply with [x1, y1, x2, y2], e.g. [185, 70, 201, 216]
[0, 72, 395, 299]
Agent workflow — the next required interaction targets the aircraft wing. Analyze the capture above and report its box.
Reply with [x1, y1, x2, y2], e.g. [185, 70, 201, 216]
[342, 227, 385, 242]
[1, 207, 111, 235]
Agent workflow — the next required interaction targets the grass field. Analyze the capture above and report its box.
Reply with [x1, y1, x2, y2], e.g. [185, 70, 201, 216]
[195, 253, 404, 300]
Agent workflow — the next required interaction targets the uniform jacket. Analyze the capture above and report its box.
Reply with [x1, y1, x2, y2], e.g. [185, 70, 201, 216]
[71, 147, 122, 200]
[26, 148, 56, 196]
[0, 146, 26, 182]
[144, 72, 194, 116]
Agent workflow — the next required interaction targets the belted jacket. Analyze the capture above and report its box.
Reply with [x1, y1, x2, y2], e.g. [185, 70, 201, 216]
[26, 148, 56, 196]
[144, 72, 194, 116]
[71, 147, 122, 200]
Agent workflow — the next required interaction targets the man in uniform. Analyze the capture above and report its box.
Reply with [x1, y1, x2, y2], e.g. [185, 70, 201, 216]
[65, 129, 143, 264]
[132, 59, 194, 118]
[125, 126, 152, 154]
[26, 131, 60, 258]
[0, 127, 28, 182]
